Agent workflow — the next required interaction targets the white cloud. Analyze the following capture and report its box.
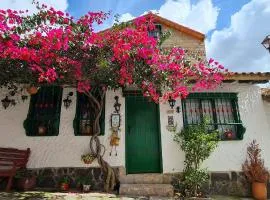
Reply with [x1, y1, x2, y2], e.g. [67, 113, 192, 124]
[206, 0, 270, 72]
[0, 0, 68, 13]
[118, 0, 219, 34]
[118, 13, 135, 23]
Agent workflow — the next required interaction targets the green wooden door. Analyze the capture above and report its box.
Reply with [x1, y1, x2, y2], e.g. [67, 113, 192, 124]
[126, 95, 162, 174]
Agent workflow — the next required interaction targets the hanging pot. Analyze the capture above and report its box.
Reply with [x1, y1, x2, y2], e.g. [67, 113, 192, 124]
[27, 86, 38, 95]
[252, 182, 267, 200]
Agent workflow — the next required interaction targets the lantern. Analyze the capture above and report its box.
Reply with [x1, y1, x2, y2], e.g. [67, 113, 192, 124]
[63, 92, 73, 109]
[168, 96, 176, 109]
[261, 35, 270, 53]
[113, 96, 121, 113]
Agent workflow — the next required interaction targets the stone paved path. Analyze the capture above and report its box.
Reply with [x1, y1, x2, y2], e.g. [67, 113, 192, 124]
[0, 192, 256, 200]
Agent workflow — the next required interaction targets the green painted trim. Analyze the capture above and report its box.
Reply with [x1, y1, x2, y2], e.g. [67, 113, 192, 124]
[187, 92, 238, 99]
[182, 92, 245, 140]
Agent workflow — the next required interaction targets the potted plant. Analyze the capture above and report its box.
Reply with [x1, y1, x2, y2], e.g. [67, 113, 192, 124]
[15, 169, 36, 191]
[81, 153, 95, 164]
[173, 118, 219, 198]
[224, 129, 233, 140]
[59, 176, 70, 191]
[76, 176, 92, 192]
[242, 140, 269, 200]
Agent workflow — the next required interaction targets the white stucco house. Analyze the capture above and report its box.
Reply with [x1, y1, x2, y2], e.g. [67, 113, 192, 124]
[0, 14, 269, 196]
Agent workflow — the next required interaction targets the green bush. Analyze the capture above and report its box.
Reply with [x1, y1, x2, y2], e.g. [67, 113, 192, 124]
[174, 118, 219, 197]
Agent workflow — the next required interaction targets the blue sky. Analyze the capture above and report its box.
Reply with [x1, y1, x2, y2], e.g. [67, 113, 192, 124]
[66, 0, 250, 35]
[1, 0, 270, 72]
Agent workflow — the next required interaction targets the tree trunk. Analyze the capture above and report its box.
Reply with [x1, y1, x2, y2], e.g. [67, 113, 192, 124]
[85, 88, 117, 192]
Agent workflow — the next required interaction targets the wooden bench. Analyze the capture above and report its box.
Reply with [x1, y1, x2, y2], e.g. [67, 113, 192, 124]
[0, 147, 30, 191]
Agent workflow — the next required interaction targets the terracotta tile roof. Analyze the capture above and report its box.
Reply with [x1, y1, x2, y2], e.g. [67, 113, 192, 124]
[100, 13, 205, 41]
[224, 72, 270, 83]
[144, 13, 205, 41]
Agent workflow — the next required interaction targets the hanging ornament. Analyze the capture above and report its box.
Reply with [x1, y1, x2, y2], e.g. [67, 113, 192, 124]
[109, 130, 120, 156]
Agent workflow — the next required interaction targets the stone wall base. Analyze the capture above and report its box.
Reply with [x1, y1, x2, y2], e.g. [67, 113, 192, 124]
[0, 167, 119, 191]
[172, 171, 270, 198]
[1, 168, 269, 197]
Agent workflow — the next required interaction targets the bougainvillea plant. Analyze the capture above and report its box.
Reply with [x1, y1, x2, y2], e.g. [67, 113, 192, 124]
[0, 1, 226, 191]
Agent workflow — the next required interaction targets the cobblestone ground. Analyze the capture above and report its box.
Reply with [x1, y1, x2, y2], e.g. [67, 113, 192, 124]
[0, 192, 256, 200]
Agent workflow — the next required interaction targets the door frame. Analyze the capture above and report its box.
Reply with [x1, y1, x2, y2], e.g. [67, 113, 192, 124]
[125, 95, 163, 174]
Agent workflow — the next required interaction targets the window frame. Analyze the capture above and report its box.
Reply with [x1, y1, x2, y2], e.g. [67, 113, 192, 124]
[148, 24, 162, 39]
[181, 93, 246, 140]
[23, 86, 63, 136]
[73, 92, 105, 136]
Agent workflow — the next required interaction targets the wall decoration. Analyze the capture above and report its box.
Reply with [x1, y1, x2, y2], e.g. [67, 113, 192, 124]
[110, 97, 121, 156]
[168, 116, 174, 126]
[109, 130, 120, 156]
[166, 115, 177, 132]
[111, 113, 121, 129]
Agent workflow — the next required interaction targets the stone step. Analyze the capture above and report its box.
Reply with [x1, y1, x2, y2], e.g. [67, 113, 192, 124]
[119, 184, 174, 197]
[119, 173, 172, 184]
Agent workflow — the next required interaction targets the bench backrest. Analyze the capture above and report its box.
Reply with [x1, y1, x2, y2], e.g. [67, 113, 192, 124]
[0, 148, 30, 168]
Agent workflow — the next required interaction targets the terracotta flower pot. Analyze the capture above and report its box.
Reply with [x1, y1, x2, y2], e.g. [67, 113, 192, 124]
[252, 182, 267, 200]
[60, 183, 69, 191]
[16, 176, 36, 191]
[83, 159, 93, 164]
[26, 86, 38, 95]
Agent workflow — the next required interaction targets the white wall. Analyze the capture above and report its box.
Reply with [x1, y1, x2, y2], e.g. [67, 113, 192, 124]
[161, 83, 270, 173]
[0, 83, 269, 173]
[0, 88, 125, 168]
[263, 100, 270, 128]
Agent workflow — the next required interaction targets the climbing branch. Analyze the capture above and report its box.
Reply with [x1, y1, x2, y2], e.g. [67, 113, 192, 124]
[84, 88, 117, 192]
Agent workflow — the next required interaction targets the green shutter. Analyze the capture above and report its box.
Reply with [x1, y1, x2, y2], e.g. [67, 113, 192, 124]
[23, 86, 63, 136]
[73, 92, 105, 136]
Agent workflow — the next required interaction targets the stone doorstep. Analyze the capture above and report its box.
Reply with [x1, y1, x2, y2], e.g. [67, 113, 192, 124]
[119, 174, 172, 184]
[119, 184, 174, 197]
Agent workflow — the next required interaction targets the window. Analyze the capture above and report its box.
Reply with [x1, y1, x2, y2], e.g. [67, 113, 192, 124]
[73, 92, 105, 136]
[148, 24, 162, 39]
[23, 86, 63, 136]
[182, 93, 246, 140]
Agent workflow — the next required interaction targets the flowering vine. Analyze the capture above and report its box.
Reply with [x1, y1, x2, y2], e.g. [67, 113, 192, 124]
[0, 3, 226, 102]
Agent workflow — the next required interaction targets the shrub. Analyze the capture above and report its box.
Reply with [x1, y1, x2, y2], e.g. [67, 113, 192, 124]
[174, 118, 219, 197]
[242, 140, 269, 183]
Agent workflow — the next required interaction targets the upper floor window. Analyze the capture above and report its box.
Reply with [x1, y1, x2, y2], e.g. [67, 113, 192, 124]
[73, 92, 105, 136]
[148, 24, 162, 39]
[181, 93, 246, 140]
[24, 86, 63, 136]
